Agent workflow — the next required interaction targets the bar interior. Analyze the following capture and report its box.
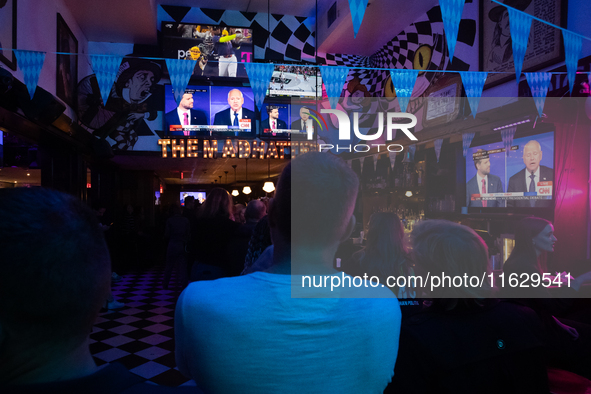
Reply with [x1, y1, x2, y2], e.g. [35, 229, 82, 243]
[2, 0, 591, 392]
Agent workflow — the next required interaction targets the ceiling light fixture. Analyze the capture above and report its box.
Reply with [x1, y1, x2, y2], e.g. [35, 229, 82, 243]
[405, 191, 413, 197]
[263, 181, 275, 193]
[242, 186, 252, 195]
[232, 190, 239, 197]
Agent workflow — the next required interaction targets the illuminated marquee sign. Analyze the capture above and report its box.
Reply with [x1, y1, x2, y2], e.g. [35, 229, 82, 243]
[158, 138, 317, 159]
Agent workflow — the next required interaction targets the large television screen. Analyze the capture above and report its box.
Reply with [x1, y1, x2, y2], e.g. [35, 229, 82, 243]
[465, 131, 554, 209]
[164, 85, 256, 139]
[161, 22, 252, 79]
[266, 65, 321, 98]
[181, 191, 206, 205]
[258, 102, 315, 140]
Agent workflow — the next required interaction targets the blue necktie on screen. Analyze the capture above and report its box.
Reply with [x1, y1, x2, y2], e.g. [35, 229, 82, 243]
[529, 173, 536, 207]
[233, 112, 238, 127]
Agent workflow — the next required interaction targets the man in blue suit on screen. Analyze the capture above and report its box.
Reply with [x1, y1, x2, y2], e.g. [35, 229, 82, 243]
[165, 92, 208, 136]
[213, 89, 255, 127]
[466, 151, 504, 207]
[507, 140, 553, 207]
[260, 106, 287, 133]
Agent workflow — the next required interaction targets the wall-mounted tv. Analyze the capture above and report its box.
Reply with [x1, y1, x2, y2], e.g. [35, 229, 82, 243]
[164, 85, 256, 139]
[466, 131, 554, 209]
[162, 22, 252, 79]
[266, 65, 321, 98]
[181, 191, 206, 205]
[258, 102, 311, 140]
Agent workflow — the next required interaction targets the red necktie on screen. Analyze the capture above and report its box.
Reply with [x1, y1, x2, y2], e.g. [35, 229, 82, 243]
[481, 179, 487, 207]
[272, 120, 276, 129]
[183, 113, 189, 136]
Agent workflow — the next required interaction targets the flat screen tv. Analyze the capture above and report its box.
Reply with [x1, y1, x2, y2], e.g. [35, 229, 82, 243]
[161, 22, 252, 79]
[163, 84, 256, 139]
[258, 102, 311, 140]
[266, 65, 321, 98]
[181, 191, 206, 205]
[465, 131, 554, 210]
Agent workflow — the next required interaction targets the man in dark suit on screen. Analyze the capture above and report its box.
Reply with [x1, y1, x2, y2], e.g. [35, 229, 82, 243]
[290, 106, 316, 139]
[260, 106, 287, 134]
[507, 140, 553, 207]
[466, 151, 504, 207]
[213, 89, 255, 127]
[165, 92, 208, 136]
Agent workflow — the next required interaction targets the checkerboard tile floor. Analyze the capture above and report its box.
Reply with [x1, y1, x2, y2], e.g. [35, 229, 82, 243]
[90, 267, 196, 387]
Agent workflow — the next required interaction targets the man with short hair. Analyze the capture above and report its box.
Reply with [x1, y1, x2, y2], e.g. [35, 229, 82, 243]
[507, 139, 554, 207]
[0, 188, 196, 393]
[260, 106, 287, 132]
[213, 89, 255, 127]
[291, 106, 315, 140]
[165, 92, 208, 136]
[240, 199, 266, 235]
[466, 151, 504, 207]
[175, 152, 401, 393]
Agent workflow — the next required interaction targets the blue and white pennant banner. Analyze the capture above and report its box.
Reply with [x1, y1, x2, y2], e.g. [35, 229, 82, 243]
[563, 30, 582, 95]
[390, 69, 419, 113]
[14, 50, 46, 99]
[348, 0, 369, 39]
[434, 138, 444, 163]
[320, 66, 350, 109]
[501, 126, 517, 157]
[90, 55, 123, 106]
[508, 8, 532, 83]
[462, 132, 475, 157]
[244, 63, 275, 112]
[460, 71, 488, 118]
[439, 0, 465, 62]
[524, 72, 551, 118]
[165, 59, 197, 105]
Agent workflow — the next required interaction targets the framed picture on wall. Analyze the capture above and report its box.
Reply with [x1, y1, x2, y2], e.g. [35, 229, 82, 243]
[0, 0, 17, 70]
[56, 13, 78, 108]
[480, 0, 567, 89]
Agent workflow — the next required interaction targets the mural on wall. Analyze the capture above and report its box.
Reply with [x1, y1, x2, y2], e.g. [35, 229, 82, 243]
[314, 3, 478, 149]
[77, 57, 164, 151]
[157, 6, 316, 62]
[316, 2, 478, 98]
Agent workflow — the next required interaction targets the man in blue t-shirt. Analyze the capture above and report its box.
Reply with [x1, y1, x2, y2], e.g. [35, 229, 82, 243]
[175, 152, 401, 393]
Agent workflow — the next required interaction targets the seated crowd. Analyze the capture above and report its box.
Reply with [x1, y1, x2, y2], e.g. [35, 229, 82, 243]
[3, 152, 591, 393]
